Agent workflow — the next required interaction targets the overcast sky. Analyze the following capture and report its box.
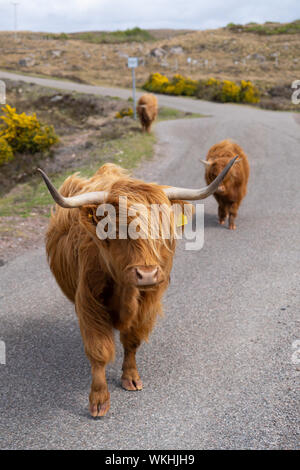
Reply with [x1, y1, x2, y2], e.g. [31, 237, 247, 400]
[0, 0, 299, 32]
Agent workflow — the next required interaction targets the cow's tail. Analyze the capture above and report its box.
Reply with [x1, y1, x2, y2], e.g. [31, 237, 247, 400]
[137, 104, 150, 128]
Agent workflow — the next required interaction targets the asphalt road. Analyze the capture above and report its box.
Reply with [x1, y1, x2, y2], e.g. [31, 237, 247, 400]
[0, 71, 299, 449]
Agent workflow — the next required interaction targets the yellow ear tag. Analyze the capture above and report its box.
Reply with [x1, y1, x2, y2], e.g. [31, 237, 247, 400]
[177, 214, 188, 227]
[88, 213, 93, 218]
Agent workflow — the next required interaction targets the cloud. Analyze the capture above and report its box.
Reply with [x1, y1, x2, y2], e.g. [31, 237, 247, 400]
[0, 0, 299, 32]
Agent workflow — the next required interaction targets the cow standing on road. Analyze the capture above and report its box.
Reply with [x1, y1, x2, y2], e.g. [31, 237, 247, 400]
[38, 158, 237, 417]
[200, 139, 250, 230]
[137, 93, 158, 133]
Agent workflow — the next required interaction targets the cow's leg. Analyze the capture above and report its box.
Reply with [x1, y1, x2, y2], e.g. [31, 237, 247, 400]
[120, 331, 143, 391]
[89, 358, 112, 417]
[218, 202, 228, 225]
[228, 202, 239, 230]
[78, 310, 114, 417]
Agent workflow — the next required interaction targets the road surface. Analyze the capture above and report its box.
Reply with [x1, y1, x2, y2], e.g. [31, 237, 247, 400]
[0, 71, 299, 449]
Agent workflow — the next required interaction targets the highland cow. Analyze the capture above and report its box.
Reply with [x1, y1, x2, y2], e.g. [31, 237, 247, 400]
[38, 157, 237, 417]
[200, 140, 250, 230]
[137, 93, 158, 133]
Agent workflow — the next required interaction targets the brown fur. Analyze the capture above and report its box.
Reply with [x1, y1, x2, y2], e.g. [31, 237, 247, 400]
[137, 93, 158, 133]
[45, 163, 190, 416]
[204, 140, 250, 230]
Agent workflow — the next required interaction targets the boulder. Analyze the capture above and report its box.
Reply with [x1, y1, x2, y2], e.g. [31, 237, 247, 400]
[50, 95, 63, 103]
[150, 47, 167, 58]
[19, 57, 35, 67]
[247, 53, 266, 63]
[51, 50, 63, 58]
[169, 46, 184, 55]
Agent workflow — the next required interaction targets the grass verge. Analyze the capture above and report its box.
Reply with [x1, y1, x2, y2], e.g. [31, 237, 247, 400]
[158, 107, 204, 121]
[0, 132, 155, 218]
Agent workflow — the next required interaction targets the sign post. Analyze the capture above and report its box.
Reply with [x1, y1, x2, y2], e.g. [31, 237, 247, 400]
[0, 80, 6, 104]
[128, 57, 139, 120]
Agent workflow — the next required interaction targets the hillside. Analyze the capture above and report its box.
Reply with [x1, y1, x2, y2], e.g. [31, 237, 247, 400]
[0, 21, 299, 109]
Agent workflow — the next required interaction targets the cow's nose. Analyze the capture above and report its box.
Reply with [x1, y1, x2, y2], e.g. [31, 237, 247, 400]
[132, 266, 161, 287]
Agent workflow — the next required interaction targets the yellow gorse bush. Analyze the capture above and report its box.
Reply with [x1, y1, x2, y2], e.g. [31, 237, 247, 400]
[206, 78, 219, 86]
[239, 80, 260, 103]
[143, 73, 260, 104]
[221, 80, 241, 102]
[197, 77, 260, 103]
[0, 136, 14, 166]
[143, 73, 198, 96]
[115, 107, 134, 118]
[143, 73, 169, 93]
[0, 105, 59, 158]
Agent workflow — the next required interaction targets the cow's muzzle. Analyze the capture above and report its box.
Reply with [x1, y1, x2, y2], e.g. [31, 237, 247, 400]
[128, 265, 163, 287]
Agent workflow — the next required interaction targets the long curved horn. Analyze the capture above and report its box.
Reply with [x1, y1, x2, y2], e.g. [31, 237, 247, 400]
[199, 159, 211, 167]
[37, 169, 108, 208]
[163, 155, 238, 201]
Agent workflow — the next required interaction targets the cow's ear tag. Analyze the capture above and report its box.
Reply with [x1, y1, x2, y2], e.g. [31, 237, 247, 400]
[177, 214, 188, 227]
[88, 213, 93, 219]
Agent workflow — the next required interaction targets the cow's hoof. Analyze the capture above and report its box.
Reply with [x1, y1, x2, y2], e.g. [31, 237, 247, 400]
[89, 399, 110, 418]
[229, 223, 236, 230]
[89, 395, 110, 418]
[219, 220, 225, 225]
[122, 378, 143, 391]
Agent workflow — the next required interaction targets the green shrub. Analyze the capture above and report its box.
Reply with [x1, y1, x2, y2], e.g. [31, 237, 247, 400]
[227, 19, 300, 35]
[0, 105, 59, 154]
[58, 32, 69, 40]
[196, 77, 223, 101]
[73, 27, 154, 44]
[42, 32, 69, 40]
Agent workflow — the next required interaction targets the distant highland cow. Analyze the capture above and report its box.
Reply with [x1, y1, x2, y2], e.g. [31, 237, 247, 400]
[137, 93, 158, 133]
[200, 139, 250, 230]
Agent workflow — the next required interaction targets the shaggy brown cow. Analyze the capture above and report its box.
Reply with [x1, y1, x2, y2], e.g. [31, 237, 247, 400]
[200, 139, 250, 230]
[137, 93, 158, 133]
[38, 157, 237, 417]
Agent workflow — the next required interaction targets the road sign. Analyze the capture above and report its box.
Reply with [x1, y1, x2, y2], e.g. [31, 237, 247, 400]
[128, 57, 138, 68]
[128, 58, 139, 119]
[0, 80, 5, 104]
